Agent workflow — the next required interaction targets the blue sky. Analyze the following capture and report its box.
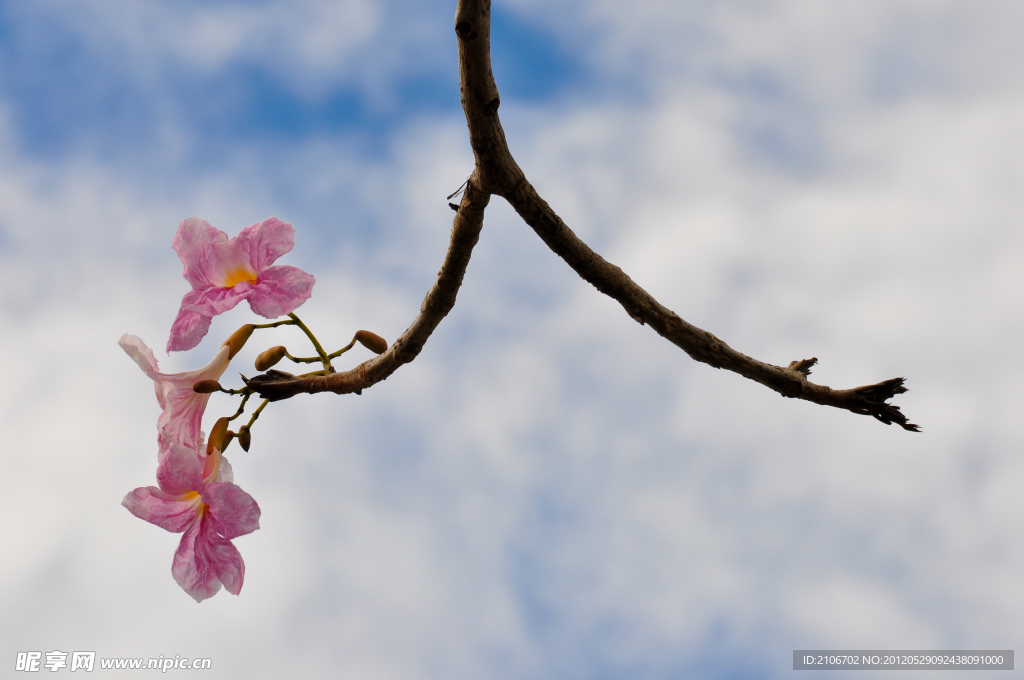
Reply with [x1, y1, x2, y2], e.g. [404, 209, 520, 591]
[1, 1, 1023, 679]
[0, 0, 586, 164]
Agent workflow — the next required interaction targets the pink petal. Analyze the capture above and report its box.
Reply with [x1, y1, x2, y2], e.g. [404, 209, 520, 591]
[166, 307, 212, 354]
[217, 455, 234, 484]
[156, 442, 206, 495]
[121, 336, 230, 451]
[172, 218, 228, 289]
[154, 345, 231, 450]
[174, 218, 273, 293]
[199, 525, 246, 596]
[118, 334, 160, 382]
[204, 482, 261, 539]
[235, 217, 295, 272]
[118, 335, 170, 411]
[167, 286, 250, 352]
[206, 240, 258, 289]
[122, 486, 201, 533]
[246, 265, 315, 318]
[185, 281, 255, 315]
[172, 519, 222, 602]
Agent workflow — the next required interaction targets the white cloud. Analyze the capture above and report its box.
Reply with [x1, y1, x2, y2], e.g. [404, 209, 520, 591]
[18, 0, 450, 100]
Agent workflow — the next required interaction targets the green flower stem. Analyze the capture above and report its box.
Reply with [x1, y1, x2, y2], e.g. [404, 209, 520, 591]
[244, 398, 270, 431]
[226, 392, 253, 422]
[287, 313, 332, 374]
[251, 319, 295, 330]
[283, 350, 323, 364]
[219, 387, 253, 396]
[286, 335, 358, 364]
[328, 335, 359, 359]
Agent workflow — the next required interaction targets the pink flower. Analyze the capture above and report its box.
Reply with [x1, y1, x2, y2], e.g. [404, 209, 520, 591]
[123, 441, 260, 602]
[167, 217, 315, 352]
[119, 334, 231, 455]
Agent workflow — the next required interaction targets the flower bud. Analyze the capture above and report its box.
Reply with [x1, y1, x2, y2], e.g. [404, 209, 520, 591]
[238, 426, 252, 452]
[207, 417, 231, 456]
[192, 379, 222, 394]
[355, 330, 388, 355]
[222, 324, 255, 359]
[255, 346, 287, 371]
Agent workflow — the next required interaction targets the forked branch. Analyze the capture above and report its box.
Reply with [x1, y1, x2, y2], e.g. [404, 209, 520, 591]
[247, 0, 919, 432]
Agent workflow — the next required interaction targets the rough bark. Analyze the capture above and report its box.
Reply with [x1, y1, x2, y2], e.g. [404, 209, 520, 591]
[247, 0, 918, 432]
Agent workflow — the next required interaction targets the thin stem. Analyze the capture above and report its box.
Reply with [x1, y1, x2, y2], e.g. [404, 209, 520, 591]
[252, 319, 295, 330]
[288, 313, 332, 374]
[284, 351, 323, 364]
[328, 336, 359, 359]
[245, 398, 270, 431]
[226, 392, 252, 422]
[286, 336, 358, 364]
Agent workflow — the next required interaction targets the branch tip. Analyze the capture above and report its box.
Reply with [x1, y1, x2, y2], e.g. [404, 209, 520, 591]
[847, 377, 920, 432]
[852, 377, 909, 401]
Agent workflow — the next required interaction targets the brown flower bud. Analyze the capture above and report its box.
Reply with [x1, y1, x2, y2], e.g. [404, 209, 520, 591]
[237, 426, 252, 452]
[207, 417, 231, 456]
[192, 379, 223, 394]
[222, 324, 255, 359]
[255, 346, 287, 371]
[355, 330, 388, 355]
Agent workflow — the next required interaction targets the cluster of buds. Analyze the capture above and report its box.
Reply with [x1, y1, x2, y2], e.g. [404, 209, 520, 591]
[253, 330, 387, 371]
[119, 217, 388, 601]
[189, 326, 388, 454]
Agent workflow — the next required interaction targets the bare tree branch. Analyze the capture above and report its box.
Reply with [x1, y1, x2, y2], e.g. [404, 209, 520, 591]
[248, 0, 918, 432]
[244, 176, 489, 400]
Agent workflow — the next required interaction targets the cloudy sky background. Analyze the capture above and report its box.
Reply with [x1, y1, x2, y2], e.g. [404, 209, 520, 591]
[1, 0, 1022, 678]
